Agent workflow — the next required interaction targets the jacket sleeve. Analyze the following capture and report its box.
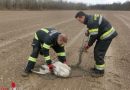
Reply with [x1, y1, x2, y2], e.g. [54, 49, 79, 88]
[41, 42, 52, 65]
[87, 15, 100, 46]
[52, 45, 66, 63]
[88, 28, 98, 46]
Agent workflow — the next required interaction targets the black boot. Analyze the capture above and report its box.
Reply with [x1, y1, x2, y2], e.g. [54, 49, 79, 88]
[22, 61, 35, 77]
[90, 68, 104, 77]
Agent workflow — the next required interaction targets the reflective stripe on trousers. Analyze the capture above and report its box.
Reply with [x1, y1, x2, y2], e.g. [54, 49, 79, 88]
[28, 56, 37, 62]
[96, 64, 105, 70]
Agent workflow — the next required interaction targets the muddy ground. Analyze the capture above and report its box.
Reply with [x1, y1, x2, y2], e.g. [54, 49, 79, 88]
[0, 11, 130, 90]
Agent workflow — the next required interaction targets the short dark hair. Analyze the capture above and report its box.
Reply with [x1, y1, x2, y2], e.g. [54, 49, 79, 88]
[75, 11, 86, 18]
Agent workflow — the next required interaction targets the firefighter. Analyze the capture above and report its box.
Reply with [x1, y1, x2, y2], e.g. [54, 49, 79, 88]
[75, 11, 118, 77]
[22, 28, 68, 77]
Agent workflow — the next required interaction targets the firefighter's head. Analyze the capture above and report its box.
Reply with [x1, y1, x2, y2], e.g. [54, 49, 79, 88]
[75, 11, 86, 24]
[57, 34, 68, 46]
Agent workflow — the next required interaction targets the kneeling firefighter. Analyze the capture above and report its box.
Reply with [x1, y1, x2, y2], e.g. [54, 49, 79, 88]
[22, 28, 68, 77]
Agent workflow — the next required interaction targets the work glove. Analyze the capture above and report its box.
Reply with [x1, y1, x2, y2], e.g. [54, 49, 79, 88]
[85, 30, 89, 37]
[84, 42, 90, 52]
[47, 64, 55, 72]
[63, 60, 68, 65]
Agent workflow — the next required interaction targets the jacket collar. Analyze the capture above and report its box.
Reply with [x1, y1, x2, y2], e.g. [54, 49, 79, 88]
[83, 15, 89, 24]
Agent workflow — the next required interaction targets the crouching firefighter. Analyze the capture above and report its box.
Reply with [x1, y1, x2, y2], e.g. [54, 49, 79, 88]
[75, 11, 118, 77]
[22, 28, 68, 77]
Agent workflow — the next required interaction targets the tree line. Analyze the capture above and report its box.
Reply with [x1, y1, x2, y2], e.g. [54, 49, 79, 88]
[0, 0, 130, 10]
[89, 1, 130, 10]
[0, 0, 87, 10]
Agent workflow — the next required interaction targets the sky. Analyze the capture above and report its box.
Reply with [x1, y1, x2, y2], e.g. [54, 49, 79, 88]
[63, 0, 130, 5]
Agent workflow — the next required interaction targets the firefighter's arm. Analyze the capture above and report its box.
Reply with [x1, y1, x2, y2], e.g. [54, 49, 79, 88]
[85, 15, 99, 47]
[84, 28, 98, 49]
[87, 28, 98, 46]
[85, 30, 89, 37]
[41, 43, 55, 71]
[53, 46, 66, 63]
[41, 43, 51, 64]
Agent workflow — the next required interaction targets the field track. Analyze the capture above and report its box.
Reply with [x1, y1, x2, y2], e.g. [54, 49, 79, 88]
[0, 11, 130, 90]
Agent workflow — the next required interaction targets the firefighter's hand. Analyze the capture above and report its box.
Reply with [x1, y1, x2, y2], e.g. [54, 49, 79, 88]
[63, 60, 67, 65]
[83, 42, 90, 52]
[47, 64, 55, 72]
[85, 31, 89, 36]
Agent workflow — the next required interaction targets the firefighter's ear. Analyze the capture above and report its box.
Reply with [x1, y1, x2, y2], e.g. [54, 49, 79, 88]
[57, 34, 68, 45]
[57, 35, 62, 45]
[60, 34, 68, 43]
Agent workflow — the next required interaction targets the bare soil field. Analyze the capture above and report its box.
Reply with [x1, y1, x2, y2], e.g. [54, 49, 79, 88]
[0, 10, 130, 90]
